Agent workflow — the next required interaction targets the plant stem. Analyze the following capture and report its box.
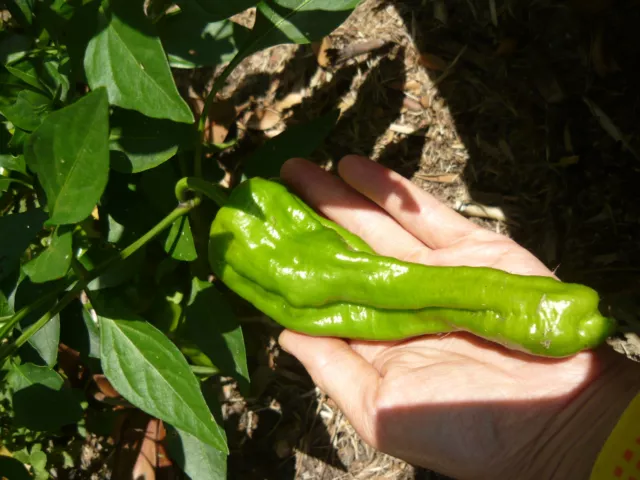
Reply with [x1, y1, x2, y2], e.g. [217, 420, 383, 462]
[190, 365, 220, 375]
[0, 285, 67, 341]
[194, 56, 242, 178]
[0, 199, 202, 362]
[175, 177, 229, 207]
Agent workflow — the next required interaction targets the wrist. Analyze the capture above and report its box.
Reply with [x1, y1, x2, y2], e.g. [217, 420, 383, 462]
[529, 349, 640, 480]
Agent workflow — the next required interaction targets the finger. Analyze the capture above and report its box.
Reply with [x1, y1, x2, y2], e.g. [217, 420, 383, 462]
[280, 158, 432, 261]
[338, 155, 481, 249]
[279, 330, 380, 442]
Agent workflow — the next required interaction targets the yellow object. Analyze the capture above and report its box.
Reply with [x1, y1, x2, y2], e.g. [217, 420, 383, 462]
[591, 393, 640, 479]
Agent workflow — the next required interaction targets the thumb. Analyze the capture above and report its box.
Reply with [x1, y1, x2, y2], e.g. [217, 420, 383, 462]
[279, 330, 380, 442]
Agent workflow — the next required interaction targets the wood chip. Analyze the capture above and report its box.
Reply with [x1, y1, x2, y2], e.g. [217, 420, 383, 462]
[335, 39, 388, 64]
[93, 374, 120, 399]
[456, 202, 507, 222]
[388, 79, 422, 95]
[419, 52, 448, 71]
[402, 96, 424, 112]
[416, 173, 459, 183]
[420, 95, 431, 109]
[389, 123, 419, 135]
[275, 92, 304, 111]
[246, 108, 281, 131]
[312, 36, 333, 68]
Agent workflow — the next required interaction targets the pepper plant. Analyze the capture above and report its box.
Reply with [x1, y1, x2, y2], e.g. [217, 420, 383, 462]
[0, 0, 360, 477]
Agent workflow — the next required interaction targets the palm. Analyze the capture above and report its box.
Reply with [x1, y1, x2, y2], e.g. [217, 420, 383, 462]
[278, 156, 601, 479]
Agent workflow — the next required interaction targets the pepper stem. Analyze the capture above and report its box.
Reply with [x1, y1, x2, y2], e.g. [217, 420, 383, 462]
[175, 177, 229, 207]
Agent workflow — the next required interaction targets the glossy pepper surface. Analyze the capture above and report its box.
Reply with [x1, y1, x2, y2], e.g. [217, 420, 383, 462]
[208, 177, 616, 357]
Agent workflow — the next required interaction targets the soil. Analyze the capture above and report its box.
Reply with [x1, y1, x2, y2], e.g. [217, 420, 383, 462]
[177, 0, 640, 478]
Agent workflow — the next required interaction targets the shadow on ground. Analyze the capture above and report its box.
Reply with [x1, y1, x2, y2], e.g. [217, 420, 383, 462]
[387, 0, 640, 326]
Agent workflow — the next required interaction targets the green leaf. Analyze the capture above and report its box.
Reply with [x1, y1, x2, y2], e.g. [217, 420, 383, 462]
[237, 0, 361, 60]
[6, 0, 34, 27]
[164, 216, 197, 262]
[0, 90, 51, 132]
[7, 362, 62, 390]
[0, 208, 47, 282]
[0, 456, 32, 480]
[185, 279, 249, 394]
[7, 362, 83, 431]
[84, 0, 194, 124]
[23, 226, 73, 283]
[5, 62, 46, 93]
[244, 110, 339, 178]
[8, 127, 29, 153]
[97, 300, 228, 452]
[13, 276, 62, 366]
[0, 154, 27, 174]
[109, 108, 191, 173]
[159, 12, 244, 69]
[165, 425, 227, 480]
[23, 311, 60, 367]
[176, 0, 259, 20]
[25, 88, 109, 225]
[0, 32, 32, 64]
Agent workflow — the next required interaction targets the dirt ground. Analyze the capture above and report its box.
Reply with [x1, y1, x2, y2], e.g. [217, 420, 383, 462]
[174, 0, 640, 478]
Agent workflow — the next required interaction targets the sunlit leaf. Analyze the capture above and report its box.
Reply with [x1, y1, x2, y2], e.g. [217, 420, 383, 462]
[159, 12, 245, 69]
[23, 226, 73, 283]
[164, 216, 197, 262]
[165, 425, 227, 480]
[25, 88, 109, 225]
[237, 0, 361, 60]
[0, 90, 51, 131]
[97, 299, 228, 452]
[84, 0, 194, 123]
[0, 154, 27, 174]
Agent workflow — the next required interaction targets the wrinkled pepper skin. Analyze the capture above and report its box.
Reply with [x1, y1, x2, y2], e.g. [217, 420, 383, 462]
[208, 178, 616, 357]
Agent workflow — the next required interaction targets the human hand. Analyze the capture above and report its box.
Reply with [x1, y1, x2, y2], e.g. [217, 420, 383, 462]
[278, 155, 639, 479]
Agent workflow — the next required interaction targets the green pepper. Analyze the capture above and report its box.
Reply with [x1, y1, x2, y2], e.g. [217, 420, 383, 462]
[208, 177, 616, 357]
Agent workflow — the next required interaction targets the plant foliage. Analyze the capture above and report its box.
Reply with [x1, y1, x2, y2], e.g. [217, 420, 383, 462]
[0, 0, 360, 476]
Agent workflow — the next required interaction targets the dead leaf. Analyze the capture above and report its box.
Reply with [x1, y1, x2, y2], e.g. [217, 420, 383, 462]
[246, 108, 280, 131]
[93, 374, 121, 399]
[419, 52, 448, 71]
[389, 123, 419, 135]
[416, 173, 459, 183]
[334, 39, 388, 64]
[457, 202, 507, 222]
[312, 37, 332, 68]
